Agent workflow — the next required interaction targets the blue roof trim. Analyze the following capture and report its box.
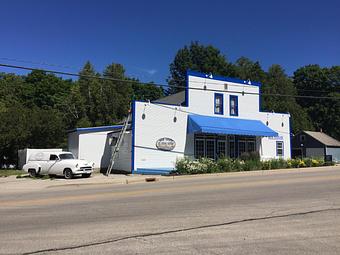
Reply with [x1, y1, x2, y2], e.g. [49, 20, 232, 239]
[187, 70, 262, 87]
[68, 125, 123, 133]
[187, 114, 278, 137]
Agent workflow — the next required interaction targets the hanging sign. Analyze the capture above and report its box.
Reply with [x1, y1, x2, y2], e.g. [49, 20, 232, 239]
[156, 137, 176, 151]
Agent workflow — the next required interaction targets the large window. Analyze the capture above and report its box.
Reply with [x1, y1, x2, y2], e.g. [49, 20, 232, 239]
[195, 139, 205, 158]
[206, 139, 216, 159]
[214, 93, 224, 115]
[217, 140, 226, 158]
[238, 141, 246, 156]
[230, 95, 238, 116]
[276, 141, 284, 157]
[229, 136, 235, 158]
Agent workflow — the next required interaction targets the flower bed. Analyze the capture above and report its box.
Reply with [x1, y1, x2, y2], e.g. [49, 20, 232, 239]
[174, 157, 331, 175]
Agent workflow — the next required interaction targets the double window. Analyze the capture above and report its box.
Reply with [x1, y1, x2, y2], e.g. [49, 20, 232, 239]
[276, 141, 284, 157]
[214, 94, 239, 116]
[194, 138, 216, 159]
[230, 95, 238, 116]
[214, 93, 223, 115]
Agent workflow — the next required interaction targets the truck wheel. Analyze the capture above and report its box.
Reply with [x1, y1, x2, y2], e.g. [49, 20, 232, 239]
[64, 169, 73, 179]
[28, 169, 37, 178]
[82, 173, 91, 178]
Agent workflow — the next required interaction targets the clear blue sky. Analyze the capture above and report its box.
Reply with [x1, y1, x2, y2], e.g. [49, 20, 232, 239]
[0, 0, 339, 83]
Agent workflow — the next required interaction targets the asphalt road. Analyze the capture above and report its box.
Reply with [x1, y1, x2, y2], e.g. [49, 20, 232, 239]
[1, 167, 340, 255]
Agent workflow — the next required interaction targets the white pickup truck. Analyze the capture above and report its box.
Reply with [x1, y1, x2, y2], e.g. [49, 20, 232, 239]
[23, 152, 94, 179]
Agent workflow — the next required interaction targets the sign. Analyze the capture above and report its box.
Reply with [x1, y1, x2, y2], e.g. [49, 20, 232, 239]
[268, 136, 283, 140]
[156, 137, 176, 151]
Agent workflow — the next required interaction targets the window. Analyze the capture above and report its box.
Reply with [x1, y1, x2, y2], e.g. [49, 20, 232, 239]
[229, 136, 235, 158]
[59, 153, 74, 160]
[300, 135, 305, 142]
[247, 141, 256, 153]
[276, 141, 284, 157]
[195, 139, 205, 158]
[217, 140, 226, 158]
[214, 93, 223, 115]
[238, 141, 246, 156]
[230, 95, 238, 116]
[206, 139, 216, 159]
[49, 154, 59, 160]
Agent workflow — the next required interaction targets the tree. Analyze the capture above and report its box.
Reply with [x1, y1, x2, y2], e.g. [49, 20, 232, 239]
[168, 41, 236, 94]
[262, 65, 313, 133]
[234, 57, 266, 83]
[293, 65, 340, 139]
[132, 81, 164, 101]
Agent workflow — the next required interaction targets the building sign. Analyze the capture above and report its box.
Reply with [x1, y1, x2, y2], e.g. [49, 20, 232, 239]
[269, 136, 283, 140]
[156, 137, 176, 151]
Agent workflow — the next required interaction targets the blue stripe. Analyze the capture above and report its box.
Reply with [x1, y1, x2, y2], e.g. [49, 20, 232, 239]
[136, 168, 173, 175]
[131, 101, 136, 174]
[187, 70, 262, 86]
[68, 125, 123, 133]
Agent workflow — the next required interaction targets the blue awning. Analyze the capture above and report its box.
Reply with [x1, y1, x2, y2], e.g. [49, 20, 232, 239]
[187, 115, 278, 137]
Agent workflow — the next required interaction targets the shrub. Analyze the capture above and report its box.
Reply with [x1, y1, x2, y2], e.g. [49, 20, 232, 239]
[243, 160, 262, 171]
[240, 151, 260, 161]
[217, 158, 233, 172]
[175, 156, 330, 175]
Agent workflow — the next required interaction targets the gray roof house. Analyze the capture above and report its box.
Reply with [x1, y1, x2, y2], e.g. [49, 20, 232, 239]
[291, 131, 340, 162]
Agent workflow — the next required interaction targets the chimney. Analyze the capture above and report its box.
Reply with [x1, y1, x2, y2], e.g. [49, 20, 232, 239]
[320, 128, 323, 133]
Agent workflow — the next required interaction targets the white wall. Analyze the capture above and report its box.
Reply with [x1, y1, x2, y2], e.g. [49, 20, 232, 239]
[187, 75, 260, 117]
[78, 131, 112, 170]
[326, 147, 340, 163]
[133, 102, 188, 172]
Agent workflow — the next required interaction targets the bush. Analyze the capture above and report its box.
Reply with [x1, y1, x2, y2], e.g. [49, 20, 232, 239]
[240, 151, 260, 161]
[174, 156, 331, 175]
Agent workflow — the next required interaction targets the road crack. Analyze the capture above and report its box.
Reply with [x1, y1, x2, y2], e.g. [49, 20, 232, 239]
[21, 207, 340, 255]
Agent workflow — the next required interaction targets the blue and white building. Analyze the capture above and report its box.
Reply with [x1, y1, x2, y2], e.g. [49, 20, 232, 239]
[68, 71, 291, 174]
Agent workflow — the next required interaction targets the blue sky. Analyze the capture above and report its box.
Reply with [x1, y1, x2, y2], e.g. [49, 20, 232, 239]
[0, 0, 339, 83]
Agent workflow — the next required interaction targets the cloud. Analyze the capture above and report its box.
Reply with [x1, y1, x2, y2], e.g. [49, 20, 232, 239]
[145, 69, 157, 75]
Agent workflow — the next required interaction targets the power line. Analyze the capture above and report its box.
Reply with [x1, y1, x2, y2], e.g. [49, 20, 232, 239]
[1, 57, 338, 94]
[0, 63, 339, 100]
[0, 57, 78, 71]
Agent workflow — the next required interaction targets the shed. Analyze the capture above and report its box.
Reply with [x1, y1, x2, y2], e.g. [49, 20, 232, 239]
[291, 131, 340, 162]
[68, 125, 123, 171]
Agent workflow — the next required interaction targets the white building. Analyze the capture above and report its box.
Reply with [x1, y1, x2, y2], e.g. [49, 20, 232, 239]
[69, 71, 291, 174]
[68, 125, 123, 171]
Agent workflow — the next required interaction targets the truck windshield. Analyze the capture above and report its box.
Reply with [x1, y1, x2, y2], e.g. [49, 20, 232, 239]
[59, 154, 74, 160]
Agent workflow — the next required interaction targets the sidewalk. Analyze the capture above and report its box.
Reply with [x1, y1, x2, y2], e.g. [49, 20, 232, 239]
[0, 173, 164, 195]
[0, 165, 338, 195]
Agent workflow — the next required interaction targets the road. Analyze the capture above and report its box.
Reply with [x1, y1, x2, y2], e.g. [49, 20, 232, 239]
[1, 167, 340, 255]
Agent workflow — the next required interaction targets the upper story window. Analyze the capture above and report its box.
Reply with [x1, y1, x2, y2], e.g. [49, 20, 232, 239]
[276, 141, 284, 157]
[300, 135, 305, 142]
[230, 95, 238, 116]
[214, 93, 223, 115]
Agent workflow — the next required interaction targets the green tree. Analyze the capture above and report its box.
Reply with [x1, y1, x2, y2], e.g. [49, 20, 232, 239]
[168, 41, 236, 94]
[132, 81, 164, 101]
[234, 57, 266, 83]
[293, 65, 340, 139]
[262, 65, 313, 133]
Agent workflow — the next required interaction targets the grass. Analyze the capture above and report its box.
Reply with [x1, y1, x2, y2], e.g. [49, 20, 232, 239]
[0, 169, 24, 177]
[0, 169, 53, 179]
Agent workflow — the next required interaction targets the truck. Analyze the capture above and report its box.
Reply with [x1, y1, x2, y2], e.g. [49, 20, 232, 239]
[22, 151, 94, 179]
